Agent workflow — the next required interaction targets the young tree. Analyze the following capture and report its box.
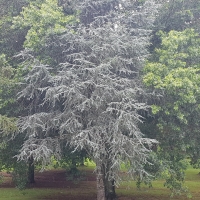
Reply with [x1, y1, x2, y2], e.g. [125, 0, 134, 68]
[17, 1, 159, 199]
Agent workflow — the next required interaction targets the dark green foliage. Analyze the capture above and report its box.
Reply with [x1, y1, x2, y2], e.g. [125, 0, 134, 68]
[0, 0, 28, 58]
[150, 0, 200, 52]
[59, 144, 88, 171]
[0, 131, 29, 190]
[12, 162, 28, 190]
[0, 54, 20, 117]
[155, 0, 200, 32]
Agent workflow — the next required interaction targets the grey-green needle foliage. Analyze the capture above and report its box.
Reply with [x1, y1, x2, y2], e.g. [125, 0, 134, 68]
[17, 0, 159, 199]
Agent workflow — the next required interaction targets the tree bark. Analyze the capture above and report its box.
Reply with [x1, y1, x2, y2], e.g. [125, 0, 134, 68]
[104, 160, 116, 199]
[28, 155, 35, 183]
[97, 173, 106, 200]
[96, 165, 106, 200]
[105, 179, 116, 200]
[96, 162, 116, 200]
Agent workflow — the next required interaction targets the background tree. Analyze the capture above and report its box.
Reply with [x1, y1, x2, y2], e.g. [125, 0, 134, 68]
[142, 1, 200, 193]
[0, 0, 28, 61]
[150, 0, 200, 52]
[155, 0, 200, 32]
[0, 53, 29, 188]
[143, 28, 200, 194]
[17, 0, 159, 199]
[12, 0, 77, 65]
[0, 0, 31, 187]
[0, 0, 77, 188]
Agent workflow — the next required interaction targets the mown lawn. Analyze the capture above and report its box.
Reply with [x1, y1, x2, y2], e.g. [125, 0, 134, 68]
[0, 166, 200, 200]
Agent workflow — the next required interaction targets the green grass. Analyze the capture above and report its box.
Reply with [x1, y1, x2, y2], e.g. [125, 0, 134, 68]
[0, 187, 97, 200]
[117, 167, 200, 200]
[0, 188, 51, 200]
[0, 188, 96, 200]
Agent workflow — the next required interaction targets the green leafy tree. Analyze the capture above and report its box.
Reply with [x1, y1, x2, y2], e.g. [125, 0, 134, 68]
[155, 0, 200, 32]
[0, 54, 26, 188]
[12, 0, 76, 64]
[143, 28, 200, 194]
[150, 0, 200, 53]
[0, 54, 17, 115]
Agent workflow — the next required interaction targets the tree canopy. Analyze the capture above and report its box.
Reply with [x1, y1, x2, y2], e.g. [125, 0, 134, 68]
[143, 28, 200, 193]
[17, 0, 159, 199]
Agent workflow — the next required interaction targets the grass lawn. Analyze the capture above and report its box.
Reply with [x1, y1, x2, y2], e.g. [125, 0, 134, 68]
[117, 166, 200, 200]
[0, 165, 200, 200]
[0, 188, 97, 200]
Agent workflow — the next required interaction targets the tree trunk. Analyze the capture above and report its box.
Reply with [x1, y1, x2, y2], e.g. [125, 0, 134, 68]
[96, 165, 106, 200]
[80, 156, 85, 166]
[96, 162, 106, 200]
[104, 160, 116, 199]
[28, 156, 35, 183]
[96, 162, 116, 200]
[70, 159, 77, 173]
[105, 179, 116, 200]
